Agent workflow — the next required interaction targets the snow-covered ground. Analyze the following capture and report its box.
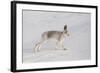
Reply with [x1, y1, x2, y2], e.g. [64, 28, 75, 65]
[22, 10, 91, 63]
[23, 30, 91, 63]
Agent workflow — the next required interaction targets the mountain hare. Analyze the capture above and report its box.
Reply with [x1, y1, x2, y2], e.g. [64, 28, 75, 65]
[34, 25, 70, 54]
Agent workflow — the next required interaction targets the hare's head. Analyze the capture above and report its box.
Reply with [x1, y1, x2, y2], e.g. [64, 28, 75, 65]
[64, 25, 70, 36]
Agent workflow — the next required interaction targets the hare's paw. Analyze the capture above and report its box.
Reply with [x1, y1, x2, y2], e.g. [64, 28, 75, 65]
[63, 48, 67, 50]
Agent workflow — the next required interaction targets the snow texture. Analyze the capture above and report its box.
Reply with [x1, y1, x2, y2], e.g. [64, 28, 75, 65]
[22, 10, 91, 63]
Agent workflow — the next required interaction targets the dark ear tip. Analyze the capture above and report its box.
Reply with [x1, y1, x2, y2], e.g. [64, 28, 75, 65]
[64, 25, 67, 30]
[64, 25, 67, 27]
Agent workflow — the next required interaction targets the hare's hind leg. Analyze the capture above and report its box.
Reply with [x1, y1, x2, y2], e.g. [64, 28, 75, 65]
[33, 43, 38, 55]
[34, 39, 47, 53]
[33, 42, 41, 55]
[34, 42, 41, 54]
[34, 43, 40, 53]
[55, 41, 60, 50]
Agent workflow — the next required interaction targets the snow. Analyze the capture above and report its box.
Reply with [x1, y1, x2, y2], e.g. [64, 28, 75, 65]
[23, 29, 91, 63]
[22, 10, 91, 63]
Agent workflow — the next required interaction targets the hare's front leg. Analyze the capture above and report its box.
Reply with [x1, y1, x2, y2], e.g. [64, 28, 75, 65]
[59, 40, 67, 50]
[56, 40, 64, 50]
[60, 41, 64, 49]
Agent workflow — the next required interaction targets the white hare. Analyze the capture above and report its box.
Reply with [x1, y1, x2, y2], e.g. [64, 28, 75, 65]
[34, 25, 70, 54]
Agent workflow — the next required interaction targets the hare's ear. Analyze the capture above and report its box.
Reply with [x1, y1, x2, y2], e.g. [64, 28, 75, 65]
[64, 25, 67, 30]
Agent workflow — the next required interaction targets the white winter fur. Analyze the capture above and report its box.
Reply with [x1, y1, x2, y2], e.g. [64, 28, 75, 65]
[34, 25, 70, 54]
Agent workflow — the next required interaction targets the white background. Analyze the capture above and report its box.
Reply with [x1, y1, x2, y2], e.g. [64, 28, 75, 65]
[0, 0, 99, 73]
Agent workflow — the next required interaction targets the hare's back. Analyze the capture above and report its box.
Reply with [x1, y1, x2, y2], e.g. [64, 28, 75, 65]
[42, 31, 62, 39]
